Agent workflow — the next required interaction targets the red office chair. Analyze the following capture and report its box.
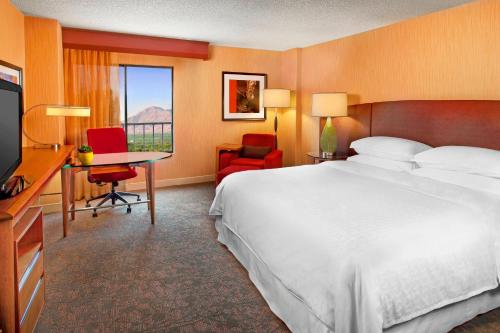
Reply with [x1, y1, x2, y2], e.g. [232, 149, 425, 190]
[86, 128, 140, 217]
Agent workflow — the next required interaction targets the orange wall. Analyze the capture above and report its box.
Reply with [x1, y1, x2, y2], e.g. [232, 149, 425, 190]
[280, 48, 302, 165]
[113, 46, 296, 185]
[24, 16, 65, 145]
[0, 0, 25, 71]
[298, 0, 500, 163]
[6, 0, 499, 185]
[24, 16, 66, 211]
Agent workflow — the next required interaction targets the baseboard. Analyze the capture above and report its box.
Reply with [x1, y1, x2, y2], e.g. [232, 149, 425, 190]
[40, 175, 214, 215]
[125, 174, 215, 191]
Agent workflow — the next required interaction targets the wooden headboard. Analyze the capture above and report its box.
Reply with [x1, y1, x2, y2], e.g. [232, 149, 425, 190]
[330, 100, 500, 154]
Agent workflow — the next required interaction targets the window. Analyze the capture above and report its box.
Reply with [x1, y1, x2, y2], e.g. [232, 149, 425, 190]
[119, 65, 173, 152]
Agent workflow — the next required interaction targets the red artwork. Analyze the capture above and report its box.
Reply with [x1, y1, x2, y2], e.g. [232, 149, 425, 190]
[223, 72, 266, 121]
[229, 79, 260, 113]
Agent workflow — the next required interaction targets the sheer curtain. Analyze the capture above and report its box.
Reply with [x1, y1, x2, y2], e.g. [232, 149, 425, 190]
[63, 48, 121, 200]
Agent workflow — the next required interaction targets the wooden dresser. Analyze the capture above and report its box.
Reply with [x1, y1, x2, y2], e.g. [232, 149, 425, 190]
[0, 146, 73, 333]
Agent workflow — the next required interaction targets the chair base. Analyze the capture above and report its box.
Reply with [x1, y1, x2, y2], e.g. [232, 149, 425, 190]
[86, 183, 141, 217]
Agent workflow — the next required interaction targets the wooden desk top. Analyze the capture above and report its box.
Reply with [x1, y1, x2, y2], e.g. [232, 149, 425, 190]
[0, 146, 74, 221]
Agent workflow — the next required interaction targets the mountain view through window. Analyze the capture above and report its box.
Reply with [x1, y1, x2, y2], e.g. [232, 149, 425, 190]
[119, 65, 173, 152]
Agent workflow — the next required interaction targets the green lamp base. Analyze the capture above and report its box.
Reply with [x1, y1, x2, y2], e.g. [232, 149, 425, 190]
[320, 116, 337, 157]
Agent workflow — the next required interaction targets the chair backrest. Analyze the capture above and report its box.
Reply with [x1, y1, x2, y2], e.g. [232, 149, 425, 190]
[241, 133, 276, 150]
[87, 127, 128, 154]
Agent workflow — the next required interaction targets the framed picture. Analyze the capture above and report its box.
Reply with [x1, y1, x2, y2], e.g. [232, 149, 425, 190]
[222, 71, 267, 121]
[0, 60, 22, 87]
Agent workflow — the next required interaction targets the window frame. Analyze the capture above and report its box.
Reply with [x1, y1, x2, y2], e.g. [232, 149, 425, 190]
[119, 64, 174, 153]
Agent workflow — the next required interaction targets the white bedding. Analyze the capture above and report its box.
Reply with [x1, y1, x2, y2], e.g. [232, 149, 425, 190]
[209, 161, 500, 333]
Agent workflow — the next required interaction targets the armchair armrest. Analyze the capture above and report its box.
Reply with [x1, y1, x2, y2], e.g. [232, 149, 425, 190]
[264, 149, 283, 169]
[219, 151, 240, 170]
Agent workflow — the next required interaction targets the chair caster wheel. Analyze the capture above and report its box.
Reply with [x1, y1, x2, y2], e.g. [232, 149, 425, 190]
[85, 203, 91, 208]
[92, 210, 98, 218]
[137, 198, 141, 202]
[127, 206, 132, 214]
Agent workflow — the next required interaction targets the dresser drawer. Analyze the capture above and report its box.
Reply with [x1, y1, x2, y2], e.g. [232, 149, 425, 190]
[18, 250, 44, 317]
[20, 277, 45, 333]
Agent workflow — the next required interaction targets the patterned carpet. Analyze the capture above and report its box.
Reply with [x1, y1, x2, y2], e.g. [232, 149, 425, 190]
[36, 183, 500, 332]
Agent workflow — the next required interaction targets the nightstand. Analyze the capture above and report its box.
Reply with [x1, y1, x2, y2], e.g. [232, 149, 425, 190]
[215, 143, 242, 172]
[307, 152, 348, 164]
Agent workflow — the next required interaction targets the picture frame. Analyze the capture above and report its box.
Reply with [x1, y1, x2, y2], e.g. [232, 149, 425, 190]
[0, 60, 22, 87]
[222, 71, 267, 121]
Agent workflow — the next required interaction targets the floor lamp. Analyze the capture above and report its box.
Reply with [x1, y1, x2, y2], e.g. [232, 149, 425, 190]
[263, 89, 291, 148]
[23, 104, 91, 150]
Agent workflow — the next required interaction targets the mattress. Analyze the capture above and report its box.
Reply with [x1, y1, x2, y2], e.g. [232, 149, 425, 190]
[209, 161, 500, 332]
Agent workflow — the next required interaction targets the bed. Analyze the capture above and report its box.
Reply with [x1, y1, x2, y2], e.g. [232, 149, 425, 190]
[209, 100, 500, 333]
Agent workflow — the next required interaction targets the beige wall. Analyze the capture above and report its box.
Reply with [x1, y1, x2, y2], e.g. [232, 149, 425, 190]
[114, 46, 296, 186]
[298, 0, 500, 163]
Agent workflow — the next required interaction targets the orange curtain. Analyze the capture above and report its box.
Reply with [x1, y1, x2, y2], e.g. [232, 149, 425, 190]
[63, 48, 121, 200]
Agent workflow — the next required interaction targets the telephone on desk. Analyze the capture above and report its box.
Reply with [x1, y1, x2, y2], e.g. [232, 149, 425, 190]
[0, 175, 30, 200]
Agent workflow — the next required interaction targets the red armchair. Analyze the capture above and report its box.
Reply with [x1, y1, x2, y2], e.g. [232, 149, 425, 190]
[218, 134, 283, 171]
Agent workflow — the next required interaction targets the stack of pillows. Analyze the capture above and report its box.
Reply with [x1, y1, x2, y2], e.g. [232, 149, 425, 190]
[347, 136, 500, 195]
[348, 136, 430, 171]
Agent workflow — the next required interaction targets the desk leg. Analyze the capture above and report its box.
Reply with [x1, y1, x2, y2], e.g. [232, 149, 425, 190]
[61, 167, 71, 237]
[146, 163, 155, 224]
[144, 164, 150, 211]
[70, 169, 75, 221]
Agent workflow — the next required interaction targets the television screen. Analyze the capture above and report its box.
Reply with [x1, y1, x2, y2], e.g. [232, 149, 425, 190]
[0, 79, 22, 188]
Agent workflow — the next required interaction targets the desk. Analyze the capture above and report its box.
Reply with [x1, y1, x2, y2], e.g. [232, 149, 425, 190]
[0, 146, 73, 333]
[61, 152, 171, 237]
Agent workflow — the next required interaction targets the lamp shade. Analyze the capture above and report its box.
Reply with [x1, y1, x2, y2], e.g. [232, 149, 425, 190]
[311, 93, 347, 117]
[263, 89, 291, 108]
[46, 105, 91, 117]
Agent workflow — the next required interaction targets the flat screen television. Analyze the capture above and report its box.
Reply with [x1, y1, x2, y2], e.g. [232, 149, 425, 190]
[0, 79, 22, 189]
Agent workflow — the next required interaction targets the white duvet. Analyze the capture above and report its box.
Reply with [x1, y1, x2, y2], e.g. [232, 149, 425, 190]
[209, 161, 500, 333]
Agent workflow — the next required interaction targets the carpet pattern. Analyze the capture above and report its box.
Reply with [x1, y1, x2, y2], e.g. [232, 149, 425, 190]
[36, 183, 500, 332]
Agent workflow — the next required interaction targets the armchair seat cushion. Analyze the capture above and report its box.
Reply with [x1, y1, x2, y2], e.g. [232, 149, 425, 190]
[216, 165, 260, 185]
[230, 158, 266, 168]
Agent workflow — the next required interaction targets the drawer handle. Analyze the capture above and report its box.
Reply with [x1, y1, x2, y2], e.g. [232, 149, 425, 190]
[20, 278, 42, 325]
[19, 251, 41, 291]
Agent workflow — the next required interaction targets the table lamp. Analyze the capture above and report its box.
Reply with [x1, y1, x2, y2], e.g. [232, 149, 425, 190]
[23, 104, 91, 149]
[263, 88, 291, 148]
[311, 92, 347, 158]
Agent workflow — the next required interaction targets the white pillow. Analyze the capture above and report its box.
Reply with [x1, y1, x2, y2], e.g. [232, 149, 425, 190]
[350, 136, 431, 162]
[347, 155, 416, 171]
[411, 168, 500, 196]
[414, 146, 500, 178]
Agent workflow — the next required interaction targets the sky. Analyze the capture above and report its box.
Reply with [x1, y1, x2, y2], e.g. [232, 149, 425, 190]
[120, 66, 173, 119]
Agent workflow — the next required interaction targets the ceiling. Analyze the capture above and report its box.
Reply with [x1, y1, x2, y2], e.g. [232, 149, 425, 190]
[13, 0, 472, 51]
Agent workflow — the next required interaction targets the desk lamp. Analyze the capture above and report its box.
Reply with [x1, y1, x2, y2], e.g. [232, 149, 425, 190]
[23, 105, 91, 150]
